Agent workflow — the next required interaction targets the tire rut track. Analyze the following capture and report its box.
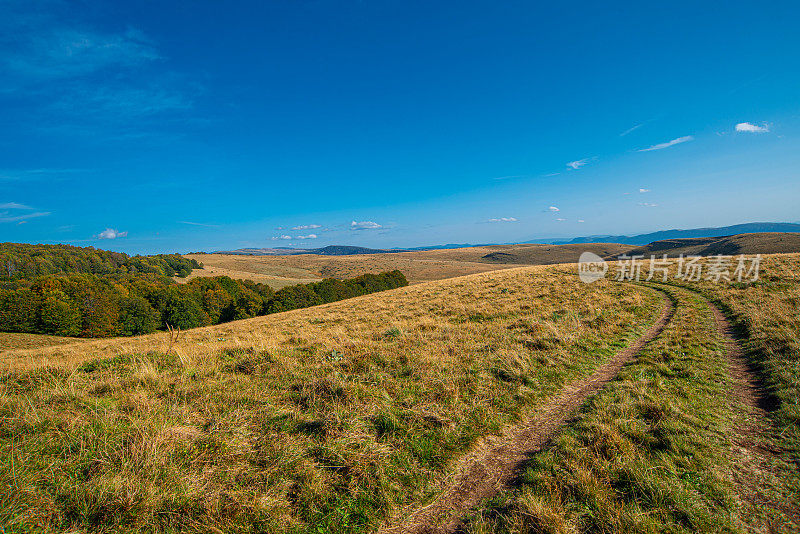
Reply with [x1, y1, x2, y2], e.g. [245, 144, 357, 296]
[696, 291, 800, 528]
[378, 289, 675, 534]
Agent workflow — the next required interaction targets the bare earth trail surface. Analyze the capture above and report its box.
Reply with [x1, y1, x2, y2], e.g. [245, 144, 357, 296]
[703, 294, 800, 529]
[379, 289, 676, 534]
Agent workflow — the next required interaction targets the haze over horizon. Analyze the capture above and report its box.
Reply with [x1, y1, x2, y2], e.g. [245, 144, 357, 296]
[2, 1, 799, 254]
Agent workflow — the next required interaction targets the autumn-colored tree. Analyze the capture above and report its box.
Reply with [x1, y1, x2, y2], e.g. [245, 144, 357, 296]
[38, 296, 81, 336]
[119, 296, 160, 335]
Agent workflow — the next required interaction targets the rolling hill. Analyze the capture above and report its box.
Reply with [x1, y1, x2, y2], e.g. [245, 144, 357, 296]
[3, 254, 799, 532]
[615, 231, 800, 258]
[183, 243, 631, 288]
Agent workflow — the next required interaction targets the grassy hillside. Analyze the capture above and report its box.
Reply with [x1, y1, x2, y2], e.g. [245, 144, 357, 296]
[184, 243, 631, 288]
[0, 266, 664, 533]
[619, 231, 800, 258]
[183, 252, 517, 287]
[666, 253, 800, 459]
[461, 280, 799, 532]
[3, 255, 798, 533]
[0, 332, 81, 352]
[185, 233, 800, 291]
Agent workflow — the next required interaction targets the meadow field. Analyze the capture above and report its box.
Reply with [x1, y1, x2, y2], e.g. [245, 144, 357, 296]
[182, 242, 631, 288]
[2, 254, 799, 533]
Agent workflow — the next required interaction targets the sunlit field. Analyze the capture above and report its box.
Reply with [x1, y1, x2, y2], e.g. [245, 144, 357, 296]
[2, 265, 663, 532]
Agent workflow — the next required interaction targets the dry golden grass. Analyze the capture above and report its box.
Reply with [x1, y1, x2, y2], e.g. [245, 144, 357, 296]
[1, 264, 663, 533]
[462, 255, 800, 533]
[184, 251, 518, 287]
[175, 262, 322, 288]
[183, 243, 633, 289]
[0, 332, 82, 351]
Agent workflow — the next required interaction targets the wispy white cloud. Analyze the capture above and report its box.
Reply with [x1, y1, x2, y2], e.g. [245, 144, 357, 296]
[2, 27, 160, 86]
[0, 202, 33, 209]
[0, 7, 195, 137]
[487, 217, 517, 223]
[638, 135, 693, 152]
[351, 220, 382, 230]
[639, 188, 650, 193]
[272, 235, 292, 240]
[566, 158, 594, 170]
[556, 218, 566, 222]
[640, 202, 658, 208]
[0, 201, 49, 223]
[179, 221, 218, 228]
[578, 219, 585, 223]
[296, 234, 317, 239]
[292, 224, 322, 230]
[548, 206, 560, 212]
[96, 228, 127, 239]
[0, 211, 49, 223]
[620, 123, 644, 136]
[735, 122, 769, 133]
[0, 168, 90, 181]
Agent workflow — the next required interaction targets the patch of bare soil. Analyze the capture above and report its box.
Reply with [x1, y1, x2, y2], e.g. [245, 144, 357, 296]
[379, 291, 675, 534]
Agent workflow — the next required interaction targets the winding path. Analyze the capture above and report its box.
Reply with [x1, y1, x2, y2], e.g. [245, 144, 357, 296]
[701, 293, 800, 528]
[378, 289, 675, 534]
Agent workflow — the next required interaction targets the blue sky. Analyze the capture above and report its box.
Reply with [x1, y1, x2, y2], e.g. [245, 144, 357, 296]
[1, 0, 799, 254]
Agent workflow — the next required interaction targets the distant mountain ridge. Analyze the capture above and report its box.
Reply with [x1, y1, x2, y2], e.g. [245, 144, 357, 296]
[210, 222, 800, 256]
[548, 222, 800, 246]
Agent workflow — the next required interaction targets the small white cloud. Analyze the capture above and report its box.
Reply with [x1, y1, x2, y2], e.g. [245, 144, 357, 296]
[735, 122, 769, 133]
[292, 224, 322, 230]
[271, 235, 292, 240]
[296, 234, 318, 239]
[638, 135, 694, 152]
[566, 158, 593, 170]
[639, 188, 650, 193]
[351, 220, 382, 230]
[96, 228, 127, 239]
[556, 218, 566, 221]
[548, 206, 560, 212]
[639, 202, 658, 208]
[487, 217, 518, 223]
[578, 219, 585, 223]
[541, 172, 561, 177]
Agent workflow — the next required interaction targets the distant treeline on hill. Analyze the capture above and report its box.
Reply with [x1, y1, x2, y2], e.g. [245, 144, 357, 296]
[0, 242, 202, 278]
[0, 243, 408, 338]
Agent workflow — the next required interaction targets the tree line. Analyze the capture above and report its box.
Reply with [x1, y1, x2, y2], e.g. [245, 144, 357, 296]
[0, 242, 202, 279]
[0, 244, 407, 338]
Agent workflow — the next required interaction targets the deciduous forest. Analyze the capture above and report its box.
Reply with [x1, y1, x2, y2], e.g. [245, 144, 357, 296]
[0, 244, 407, 338]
